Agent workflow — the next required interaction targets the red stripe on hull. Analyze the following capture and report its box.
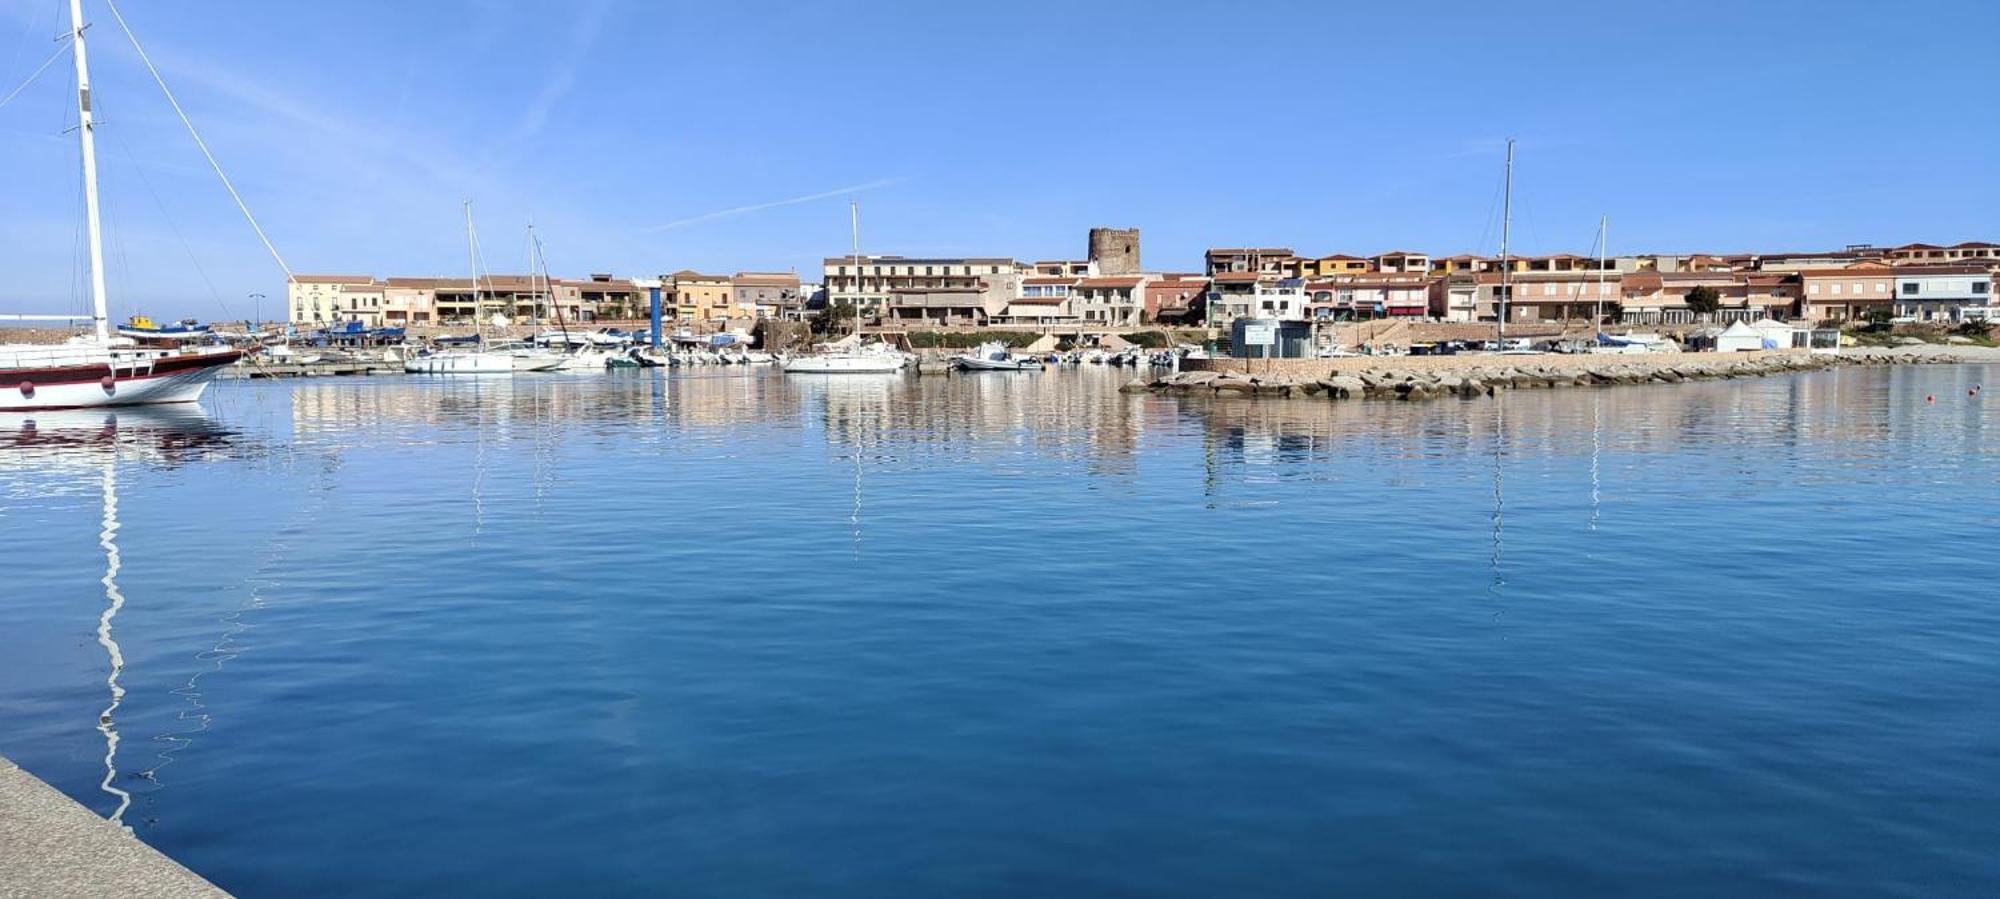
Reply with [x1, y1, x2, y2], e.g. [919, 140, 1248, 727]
[2, 350, 242, 386]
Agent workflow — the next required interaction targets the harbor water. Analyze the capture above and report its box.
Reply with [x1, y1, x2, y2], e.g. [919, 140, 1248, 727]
[3, 364, 1998, 896]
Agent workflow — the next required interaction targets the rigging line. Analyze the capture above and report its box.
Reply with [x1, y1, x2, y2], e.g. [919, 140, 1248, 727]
[99, 0, 293, 282]
[106, 121, 230, 318]
[0, 35, 68, 114]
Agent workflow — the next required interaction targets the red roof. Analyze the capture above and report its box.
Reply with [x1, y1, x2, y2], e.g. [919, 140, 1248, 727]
[1211, 271, 1261, 284]
[1076, 277, 1143, 288]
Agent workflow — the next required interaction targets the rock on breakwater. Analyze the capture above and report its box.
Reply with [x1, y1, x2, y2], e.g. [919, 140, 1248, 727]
[1138, 350, 1981, 402]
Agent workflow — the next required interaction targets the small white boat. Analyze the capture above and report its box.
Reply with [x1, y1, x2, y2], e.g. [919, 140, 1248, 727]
[954, 341, 1042, 372]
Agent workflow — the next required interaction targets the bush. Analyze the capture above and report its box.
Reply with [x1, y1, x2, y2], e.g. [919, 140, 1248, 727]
[904, 331, 1039, 349]
[1123, 331, 1168, 348]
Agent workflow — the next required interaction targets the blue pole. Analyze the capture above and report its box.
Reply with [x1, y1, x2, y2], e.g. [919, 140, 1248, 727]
[649, 286, 663, 348]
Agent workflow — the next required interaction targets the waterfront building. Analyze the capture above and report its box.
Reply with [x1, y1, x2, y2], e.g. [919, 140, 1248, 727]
[1306, 273, 1432, 320]
[1204, 247, 1296, 279]
[885, 277, 1019, 326]
[1465, 271, 1623, 323]
[1432, 254, 1496, 275]
[1619, 271, 1797, 325]
[1029, 260, 1094, 277]
[1431, 274, 1480, 322]
[822, 255, 1022, 319]
[1372, 250, 1431, 274]
[666, 271, 734, 322]
[1295, 254, 1371, 278]
[1888, 264, 1994, 322]
[1886, 242, 2000, 264]
[1071, 276, 1147, 327]
[1209, 275, 1306, 323]
[731, 272, 803, 320]
[288, 274, 379, 324]
[1002, 276, 1079, 325]
[552, 275, 644, 322]
[1144, 276, 1209, 325]
[1797, 264, 1895, 322]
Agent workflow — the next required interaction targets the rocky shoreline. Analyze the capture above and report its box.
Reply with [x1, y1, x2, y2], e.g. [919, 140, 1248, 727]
[1125, 348, 1997, 401]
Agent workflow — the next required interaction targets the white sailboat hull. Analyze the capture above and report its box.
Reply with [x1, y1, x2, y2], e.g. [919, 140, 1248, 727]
[403, 352, 518, 374]
[0, 347, 240, 411]
[783, 354, 904, 374]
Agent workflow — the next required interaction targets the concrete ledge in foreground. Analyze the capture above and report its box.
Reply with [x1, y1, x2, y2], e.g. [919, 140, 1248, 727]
[0, 756, 227, 898]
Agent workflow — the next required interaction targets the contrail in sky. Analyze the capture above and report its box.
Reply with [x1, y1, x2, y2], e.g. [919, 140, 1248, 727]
[643, 178, 904, 232]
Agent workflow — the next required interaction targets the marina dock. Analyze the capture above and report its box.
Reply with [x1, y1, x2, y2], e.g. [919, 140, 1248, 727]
[0, 756, 227, 897]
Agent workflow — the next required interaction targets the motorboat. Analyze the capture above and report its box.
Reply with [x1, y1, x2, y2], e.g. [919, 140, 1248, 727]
[953, 342, 1042, 372]
[403, 351, 520, 374]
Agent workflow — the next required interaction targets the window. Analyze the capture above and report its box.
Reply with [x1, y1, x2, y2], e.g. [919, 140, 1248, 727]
[1543, 284, 1556, 296]
[1831, 283, 1842, 294]
[1876, 283, 1887, 293]
[1902, 282, 1920, 296]
[1850, 283, 1862, 294]
[1808, 283, 1819, 295]
[1976, 282, 1991, 295]
[925, 266, 934, 276]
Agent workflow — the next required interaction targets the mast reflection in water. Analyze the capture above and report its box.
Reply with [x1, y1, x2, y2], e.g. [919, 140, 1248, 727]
[2, 407, 241, 827]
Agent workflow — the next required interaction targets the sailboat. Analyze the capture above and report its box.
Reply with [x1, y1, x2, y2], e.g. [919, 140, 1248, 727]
[405, 203, 559, 374]
[0, 0, 242, 411]
[529, 228, 615, 372]
[784, 202, 905, 375]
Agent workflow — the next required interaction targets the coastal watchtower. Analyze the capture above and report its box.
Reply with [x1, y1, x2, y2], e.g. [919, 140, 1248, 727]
[1088, 227, 1141, 276]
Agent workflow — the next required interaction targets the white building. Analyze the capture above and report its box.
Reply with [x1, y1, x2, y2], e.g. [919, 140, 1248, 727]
[1891, 265, 1994, 322]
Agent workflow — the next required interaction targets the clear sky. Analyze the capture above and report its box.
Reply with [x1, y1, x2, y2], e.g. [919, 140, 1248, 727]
[1, 0, 1995, 321]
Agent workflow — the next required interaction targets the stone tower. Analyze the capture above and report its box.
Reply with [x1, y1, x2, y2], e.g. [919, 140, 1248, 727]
[1088, 227, 1141, 276]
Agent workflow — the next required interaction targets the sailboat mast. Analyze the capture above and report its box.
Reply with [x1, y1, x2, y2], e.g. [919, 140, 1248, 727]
[69, 0, 111, 343]
[464, 201, 484, 343]
[850, 200, 862, 340]
[1497, 138, 1514, 347]
[1595, 214, 1607, 329]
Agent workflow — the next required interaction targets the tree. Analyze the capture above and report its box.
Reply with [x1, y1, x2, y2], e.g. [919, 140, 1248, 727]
[809, 300, 857, 335]
[1684, 285, 1722, 319]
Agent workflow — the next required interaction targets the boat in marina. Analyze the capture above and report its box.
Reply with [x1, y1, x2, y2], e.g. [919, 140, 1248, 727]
[785, 202, 908, 375]
[0, 1, 243, 411]
[954, 342, 1042, 371]
[784, 342, 907, 374]
[406, 203, 556, 374]
[116, 315, 213, 341]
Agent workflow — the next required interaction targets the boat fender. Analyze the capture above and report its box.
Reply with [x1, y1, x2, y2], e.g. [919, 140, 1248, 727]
[101, 375, 117, 393]
[18, 381, 32, 398]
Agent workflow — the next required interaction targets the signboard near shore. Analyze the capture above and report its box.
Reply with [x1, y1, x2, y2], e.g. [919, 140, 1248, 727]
[1241, 322, 1275, 346]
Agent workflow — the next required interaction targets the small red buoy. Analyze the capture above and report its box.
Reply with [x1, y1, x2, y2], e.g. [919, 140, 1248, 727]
[100, 375, 116, 393]
[1926, 394, 1936, 404]
[17, 381, 33, 398]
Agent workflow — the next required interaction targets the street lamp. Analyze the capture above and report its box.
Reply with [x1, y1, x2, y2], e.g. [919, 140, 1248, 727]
[249, 292, 266, 330]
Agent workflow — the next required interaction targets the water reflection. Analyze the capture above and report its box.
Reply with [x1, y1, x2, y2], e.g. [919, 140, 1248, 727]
[0, 407, 243, 827]
[95, 460, 131, 827]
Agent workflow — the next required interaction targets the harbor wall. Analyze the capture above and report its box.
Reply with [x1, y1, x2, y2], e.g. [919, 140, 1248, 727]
[1181, 350, 1816, 379]
[0, 755, 228, 896]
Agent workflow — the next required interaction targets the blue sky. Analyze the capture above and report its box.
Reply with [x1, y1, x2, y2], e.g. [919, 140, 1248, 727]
[1, 0, 1995, 320]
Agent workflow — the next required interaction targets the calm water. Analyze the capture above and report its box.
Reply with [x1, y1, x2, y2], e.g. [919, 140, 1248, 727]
[3, 365, 1998, 896]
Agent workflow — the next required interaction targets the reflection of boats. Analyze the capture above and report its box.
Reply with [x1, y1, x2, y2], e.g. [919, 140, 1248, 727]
[0, 3, 244, 410]
[954, 341, 1042, 371]
[0, 405, 237, 466]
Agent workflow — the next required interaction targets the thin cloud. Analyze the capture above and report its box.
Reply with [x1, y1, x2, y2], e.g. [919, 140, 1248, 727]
[643, 178, 904, 232]
[504, 0, 612, 146]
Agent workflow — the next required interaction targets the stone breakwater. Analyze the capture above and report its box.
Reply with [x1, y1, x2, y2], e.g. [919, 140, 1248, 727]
[1124, 349, 1989, 401]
